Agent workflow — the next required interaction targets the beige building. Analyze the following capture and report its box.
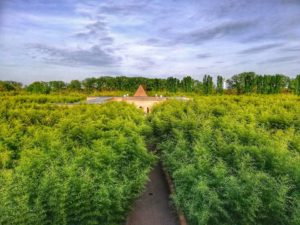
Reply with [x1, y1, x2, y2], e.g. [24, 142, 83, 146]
[87, 85, 167, 113]
[112, 85, 167, 113]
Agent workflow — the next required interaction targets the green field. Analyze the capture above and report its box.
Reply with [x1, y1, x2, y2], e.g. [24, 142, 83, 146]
[150, 95, 300, 225]
[0, 95, 155, 225]
[0, 94, 300, 225]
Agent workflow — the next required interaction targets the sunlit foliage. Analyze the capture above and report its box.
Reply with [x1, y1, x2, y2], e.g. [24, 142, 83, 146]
[0, 95, 155, 225]
[2, 73, 299, 95]
[150, 95, 300, 225]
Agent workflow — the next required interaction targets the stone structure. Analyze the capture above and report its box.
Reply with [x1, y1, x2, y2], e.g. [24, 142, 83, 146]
[112, 85, 166, 113]
[86, 85, 167, 113]
[134, 85, 148, 97]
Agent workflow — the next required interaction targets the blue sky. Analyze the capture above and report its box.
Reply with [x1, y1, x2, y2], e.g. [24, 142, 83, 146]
[0, 0, 300, 83]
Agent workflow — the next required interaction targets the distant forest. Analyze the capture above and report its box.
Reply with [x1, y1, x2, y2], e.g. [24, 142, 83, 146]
[1, 72, 300, 95]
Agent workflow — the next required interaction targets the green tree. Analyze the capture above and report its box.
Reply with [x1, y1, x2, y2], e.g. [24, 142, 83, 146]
[256, 75, 264, 94]
[82, 77, 97, 92]
[244, 72, 256, 93]
[227, 72, 256, 94]
[286, 77, 294, 93]
[216, 76, 224, 94]
[0, 81, 22, 91]
[26, 82, 50, 94]
[262, 75, 272, 94]
[295, 75, 300, 95]
[166, 77, 180, 92]
[193, 80, 203, 94]
[152, 78, 165, 91]
[227, 74, 243, 94]
[181, 76, 194, 92]
[203, 75, 213, 95]
[68, 80, 82, 91]
[48, 81, 66, 92]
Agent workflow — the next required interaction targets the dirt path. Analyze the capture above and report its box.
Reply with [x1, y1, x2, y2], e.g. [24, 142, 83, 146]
[126, 163, 179, 225]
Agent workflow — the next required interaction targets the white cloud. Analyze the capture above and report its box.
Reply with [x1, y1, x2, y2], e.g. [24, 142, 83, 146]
[0, 0, 299, 83]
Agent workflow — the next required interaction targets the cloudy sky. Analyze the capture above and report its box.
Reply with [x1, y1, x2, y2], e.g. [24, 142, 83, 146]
[0, 0, 300, 83]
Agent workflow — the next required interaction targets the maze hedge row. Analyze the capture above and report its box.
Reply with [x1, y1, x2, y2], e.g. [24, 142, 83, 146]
[0, 96, 155, 225]
[150, 96, 300, 225]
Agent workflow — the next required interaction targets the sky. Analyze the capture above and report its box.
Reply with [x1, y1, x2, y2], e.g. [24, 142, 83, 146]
[0, 0, 300, 84]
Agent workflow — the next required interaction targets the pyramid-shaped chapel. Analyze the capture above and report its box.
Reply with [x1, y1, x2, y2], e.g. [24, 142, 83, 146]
[134, 85, 148, 97]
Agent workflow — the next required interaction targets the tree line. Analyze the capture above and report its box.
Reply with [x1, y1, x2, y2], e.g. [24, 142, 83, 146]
[1, 72, 300, 95]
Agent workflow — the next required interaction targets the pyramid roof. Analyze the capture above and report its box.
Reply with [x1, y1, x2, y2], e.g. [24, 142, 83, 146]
[134, 85, 148, 97]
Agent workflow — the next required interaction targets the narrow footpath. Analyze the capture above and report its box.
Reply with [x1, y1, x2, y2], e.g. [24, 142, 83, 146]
[126, 163, 179, 225]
